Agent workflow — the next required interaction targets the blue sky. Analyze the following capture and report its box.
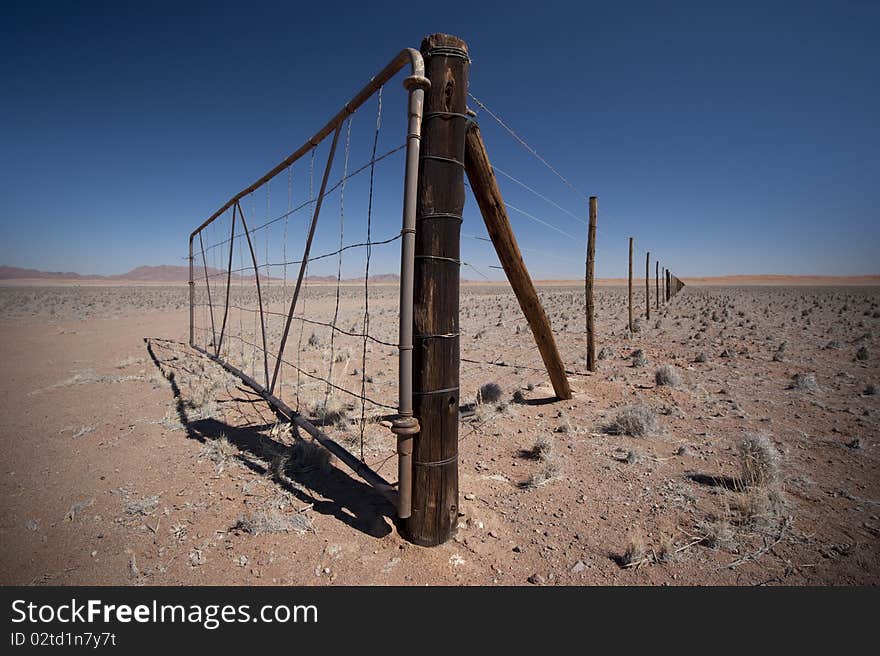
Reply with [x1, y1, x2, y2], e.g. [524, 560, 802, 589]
[1, 0, 878, 278]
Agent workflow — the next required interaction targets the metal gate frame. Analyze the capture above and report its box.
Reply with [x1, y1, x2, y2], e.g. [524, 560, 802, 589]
[187, 48, 430, 518]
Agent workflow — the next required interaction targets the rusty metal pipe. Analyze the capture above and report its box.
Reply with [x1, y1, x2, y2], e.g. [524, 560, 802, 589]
[391, 72, 428, 519]
[188, 235, 194, 347]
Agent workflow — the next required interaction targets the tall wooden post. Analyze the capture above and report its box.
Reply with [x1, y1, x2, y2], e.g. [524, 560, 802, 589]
[465, 125, 572, 399]
[655, 260, 659, 310]
[585, 197, 597, 372]
[645, 251, 650, 321]
[403, 34, 468, 547]
[628, 237, 634, 332]
[666, 269, 671, 302]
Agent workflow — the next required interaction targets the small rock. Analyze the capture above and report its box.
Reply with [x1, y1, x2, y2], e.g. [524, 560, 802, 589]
[464, 493, 476, 501]
[571, 560, 586, 573]
[527, 573, 545, 585]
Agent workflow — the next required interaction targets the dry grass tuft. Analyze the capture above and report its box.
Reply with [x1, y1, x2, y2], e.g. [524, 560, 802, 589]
[520, 434, 561, 488]
[200, 433, 238, 465]
[657, 533, 678, 563]
[630, 349, 649, 367]
[696, 515, 738, 551]
[521, 459, 562, 489]
[738, 432, 780, 489]
[124, 495, 160, 516]
[308, 397, 350, 428]
[620, 534, 647, 567]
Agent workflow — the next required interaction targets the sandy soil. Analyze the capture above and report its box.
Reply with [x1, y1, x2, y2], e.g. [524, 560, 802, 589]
[0, 283, 877, 586]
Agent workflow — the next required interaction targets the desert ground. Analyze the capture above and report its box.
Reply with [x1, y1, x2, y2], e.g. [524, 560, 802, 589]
[0, 280, 878, 585]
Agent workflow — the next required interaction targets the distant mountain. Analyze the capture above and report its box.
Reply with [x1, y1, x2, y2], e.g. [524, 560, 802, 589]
[0, 264, 202, 282]
[0, 265, 99, 280]
[0, 264, 402, 284]
[115, 265, 194, 282]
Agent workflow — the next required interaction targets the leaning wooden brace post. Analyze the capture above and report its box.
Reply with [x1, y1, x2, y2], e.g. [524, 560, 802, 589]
[628, 237, 634, 332]
[645, 251, 651, 321]
[404, 33, 469, 547]
[585, 196, 598, 372]
[464, 124, 573, 399]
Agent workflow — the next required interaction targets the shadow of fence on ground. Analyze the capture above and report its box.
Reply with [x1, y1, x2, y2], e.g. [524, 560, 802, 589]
[144, 337, 395, 539]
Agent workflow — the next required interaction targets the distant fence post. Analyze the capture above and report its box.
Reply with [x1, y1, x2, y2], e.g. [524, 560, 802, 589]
[585, 196, 597, 371]
[404, 33, 469, 547]
[655, 260, 659, 311]
[645, 251, 650, 321]
[665, 269, 671, 302]
[628, 237, 634, 332]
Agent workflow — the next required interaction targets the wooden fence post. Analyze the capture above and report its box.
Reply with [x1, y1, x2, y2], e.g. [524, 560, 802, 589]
[645, 251, 650, 321]
[655, 260, 659, 311]
[666, 269, 671, 302]
[464, 124, 571, 399]
[628, 237, 634, 332]
[585, 196, 597, 371]
[403, 33, 469, 547]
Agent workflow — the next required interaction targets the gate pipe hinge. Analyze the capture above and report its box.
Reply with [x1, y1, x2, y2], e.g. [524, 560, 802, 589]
[390, 416, 420, 438]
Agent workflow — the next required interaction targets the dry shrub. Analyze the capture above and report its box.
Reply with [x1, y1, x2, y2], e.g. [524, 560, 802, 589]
[288, 439, 331, 475]
[606, 404, 658, 437]
[531, 434, 555, 460]
[598, 346, 615, 360]
[478, 381, 503, 404]
[655, 364, 681, 387]
[788, 373, 819, 392]
[232, 509, 312, 535]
